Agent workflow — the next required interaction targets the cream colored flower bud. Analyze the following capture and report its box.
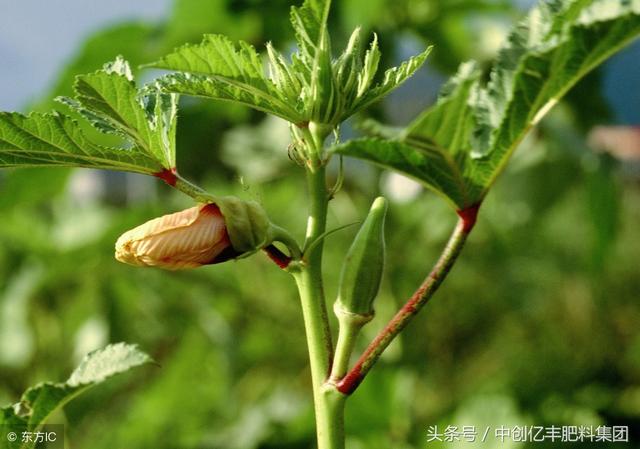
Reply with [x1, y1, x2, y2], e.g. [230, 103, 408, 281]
[115, 204, 234, 270]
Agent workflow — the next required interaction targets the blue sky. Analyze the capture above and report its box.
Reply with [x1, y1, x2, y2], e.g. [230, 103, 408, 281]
[0, 0, 171, 111]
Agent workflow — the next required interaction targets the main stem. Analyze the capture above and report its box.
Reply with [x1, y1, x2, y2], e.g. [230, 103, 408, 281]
[294, 163, 346, 449]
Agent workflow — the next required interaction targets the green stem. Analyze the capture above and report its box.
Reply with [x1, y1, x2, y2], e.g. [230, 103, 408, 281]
[293, 163, 345, 449]
[271, 225, 302, 259]
[330, 322, 359, 382]
[173, 174, 216, 203]
[330, 305, 372, 382]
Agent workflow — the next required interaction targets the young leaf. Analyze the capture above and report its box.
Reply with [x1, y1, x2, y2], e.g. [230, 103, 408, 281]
[0, 112, 163, 174]
[0, 343, 153, 449]
[290, 0, 336, 123]
[147, 0, 430, 130]
[334, 0, 640, 210]
[357, 34, 381, 98]
[349, 45, 432, 115]
[147, 35, 303, 123]
[290, 0, 332, 65]
[266, 43, 304, 104]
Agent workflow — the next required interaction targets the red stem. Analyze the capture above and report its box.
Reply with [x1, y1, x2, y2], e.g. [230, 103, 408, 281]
[153, 167, 178, 187]
[263, 245, 292, 269]
[336, 203, 480, 395]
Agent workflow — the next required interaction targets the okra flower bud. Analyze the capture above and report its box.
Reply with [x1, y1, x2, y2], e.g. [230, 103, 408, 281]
[336, 197, 388, 318]
[115, 197, 274, 270]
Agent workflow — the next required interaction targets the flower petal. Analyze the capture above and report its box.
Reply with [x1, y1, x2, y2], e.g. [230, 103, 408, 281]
[115, 204, 231, 270]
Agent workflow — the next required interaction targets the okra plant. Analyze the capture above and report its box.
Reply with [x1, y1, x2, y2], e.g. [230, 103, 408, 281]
[1, 0, 639, 448]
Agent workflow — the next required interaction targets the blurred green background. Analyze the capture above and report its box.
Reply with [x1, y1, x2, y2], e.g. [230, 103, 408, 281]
[1, 0, 639, 448]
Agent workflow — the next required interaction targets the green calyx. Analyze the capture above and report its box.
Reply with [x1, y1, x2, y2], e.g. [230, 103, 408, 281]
[336, 196, 387, 317]
[214, 196, 274, 255]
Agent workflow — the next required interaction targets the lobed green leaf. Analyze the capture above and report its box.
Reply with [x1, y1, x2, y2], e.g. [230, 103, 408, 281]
[334, 0, 640, 210]
[1, 57, 179, 175]
[0, 343, 153, 449]
[148, 35, 303, 122]
[61, 57, 177, 169]
[0, 112, 163, 174]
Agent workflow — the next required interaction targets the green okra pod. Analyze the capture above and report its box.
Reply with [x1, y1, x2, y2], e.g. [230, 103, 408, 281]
[335, 196, 387, 318]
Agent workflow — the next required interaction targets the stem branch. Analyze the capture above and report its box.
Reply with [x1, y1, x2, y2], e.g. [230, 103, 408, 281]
[330, 306, 372, 382]
[173, 173, 216, 203]
[336, 204, 480, 395]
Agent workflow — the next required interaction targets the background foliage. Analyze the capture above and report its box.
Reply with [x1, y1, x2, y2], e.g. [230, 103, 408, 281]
[0, 0, 639, 447]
